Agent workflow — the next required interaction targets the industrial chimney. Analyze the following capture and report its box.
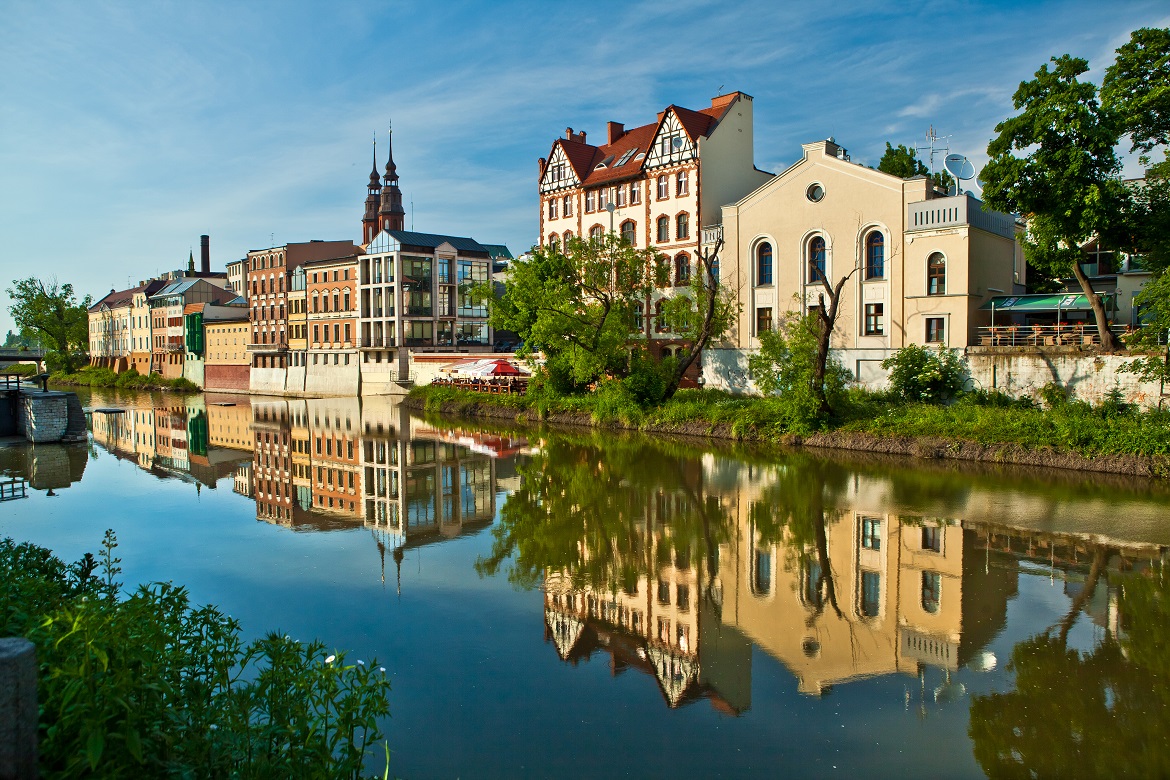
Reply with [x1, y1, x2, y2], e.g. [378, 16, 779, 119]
[200, 235, 210, 274]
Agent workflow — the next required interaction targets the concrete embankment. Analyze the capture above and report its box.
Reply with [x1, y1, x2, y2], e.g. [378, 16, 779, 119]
[402, 395, 1168, 479]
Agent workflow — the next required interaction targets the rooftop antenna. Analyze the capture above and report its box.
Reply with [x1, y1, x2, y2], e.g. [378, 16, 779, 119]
[410, 198, 414, 231]
[915, 125, 951, 182]
[270, 232, 275, 248]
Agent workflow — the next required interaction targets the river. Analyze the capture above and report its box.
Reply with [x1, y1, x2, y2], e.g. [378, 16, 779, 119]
[1, 388, 1168, 778]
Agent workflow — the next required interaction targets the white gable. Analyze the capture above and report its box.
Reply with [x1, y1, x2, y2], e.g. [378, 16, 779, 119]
[645, 111, 697, 169]
[539, 145, 580, 193]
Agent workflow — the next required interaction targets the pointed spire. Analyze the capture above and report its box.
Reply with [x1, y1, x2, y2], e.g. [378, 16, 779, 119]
[383, 121, 397, 183]
[368, 131, 380, 188]
[187, 250, 195, 273]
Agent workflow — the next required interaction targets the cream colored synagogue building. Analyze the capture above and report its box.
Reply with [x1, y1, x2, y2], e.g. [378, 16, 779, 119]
[705, 138, 1024, 389]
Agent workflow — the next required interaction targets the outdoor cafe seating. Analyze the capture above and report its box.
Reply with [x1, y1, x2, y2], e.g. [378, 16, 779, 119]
[976, 293, 1125, 347]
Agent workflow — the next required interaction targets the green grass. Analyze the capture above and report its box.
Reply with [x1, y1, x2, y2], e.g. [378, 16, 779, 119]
[50, 366, 201, 393]
[410, 384, 1170, 460]
[0, 363, 38, 376]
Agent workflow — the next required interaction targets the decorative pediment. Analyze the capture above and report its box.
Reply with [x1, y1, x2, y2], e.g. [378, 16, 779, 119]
[644, 111, 697, 169]
[539, 144, 581, 193]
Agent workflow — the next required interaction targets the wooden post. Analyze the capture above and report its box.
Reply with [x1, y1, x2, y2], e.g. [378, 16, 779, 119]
[0, 638, 37, 779]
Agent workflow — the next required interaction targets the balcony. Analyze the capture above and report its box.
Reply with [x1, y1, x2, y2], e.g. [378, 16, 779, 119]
[701, 225, 723, 246]
[907, 193, 1016, 239]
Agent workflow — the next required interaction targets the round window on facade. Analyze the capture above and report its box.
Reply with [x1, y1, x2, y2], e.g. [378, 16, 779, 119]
[806, 183, 825, 203]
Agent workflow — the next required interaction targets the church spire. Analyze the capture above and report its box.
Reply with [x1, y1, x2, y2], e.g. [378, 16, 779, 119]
[379, 122, 406, 232]
[362, 131, 383, 244]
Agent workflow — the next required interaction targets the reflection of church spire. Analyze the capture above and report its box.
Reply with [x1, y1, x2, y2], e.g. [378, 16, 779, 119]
[393, 546, 404, 598]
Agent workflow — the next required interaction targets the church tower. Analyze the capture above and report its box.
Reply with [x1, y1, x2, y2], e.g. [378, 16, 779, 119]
[378, 124, 406, 233]
[362, 134, 382, 245]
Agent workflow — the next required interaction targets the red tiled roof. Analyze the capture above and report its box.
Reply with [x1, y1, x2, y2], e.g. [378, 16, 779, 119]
[544, 92, 745, 189]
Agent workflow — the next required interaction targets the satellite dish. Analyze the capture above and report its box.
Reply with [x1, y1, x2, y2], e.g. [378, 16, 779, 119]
[944, 153, 976, 181]
[975, 172, 986, 190]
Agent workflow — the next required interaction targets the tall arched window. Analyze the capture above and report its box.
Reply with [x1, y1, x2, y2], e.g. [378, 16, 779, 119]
[927, 252, 946, 295]
[654, 300, 670, 333]
[548, 233, 559, 251]
[589, 225, 603, 243]
[808, 236, 827, 283]
[675, 253, 690, 286]
[563, 230, 573, 244]
[757, 242, 773, 285]
[657, 215, 670, 243]
[676, 213, 689, 240]
[620, 220, 636, 246]
[865, 232, 885, 279]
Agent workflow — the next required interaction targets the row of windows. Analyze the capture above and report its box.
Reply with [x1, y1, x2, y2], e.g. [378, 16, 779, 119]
[756, 234, 948, 292]
[755, 304, 946, 344]
[550, 171, 691, 220]
[549, 213, 690, 250]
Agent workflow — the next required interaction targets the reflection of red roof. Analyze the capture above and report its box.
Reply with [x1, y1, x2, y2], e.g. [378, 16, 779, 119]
[543, 93, 743, 189]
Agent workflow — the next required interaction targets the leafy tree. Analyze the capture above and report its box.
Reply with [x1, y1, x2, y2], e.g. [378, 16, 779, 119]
[1102, 27, 1170, 155]
[6, 277, 91, 372]
[748, 312, 850, 429]
[876, 142, 954, 189]
[981, 55, 1127, 351]
[493, 234, 734, 402]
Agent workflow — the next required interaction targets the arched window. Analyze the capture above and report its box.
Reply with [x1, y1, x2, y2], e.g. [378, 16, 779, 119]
[711, 256, 720, 285]
[927, 252, 946, 295]
[548, 233, 559, 251]
[620, 220, 636, 246]
[563, 230, 573, 244]
[676, 212, 689, 240]
[757, 242, 773, 285]
[808, 236, 826, 283]
[589, 225, 604, 243]
[675, 253, 690, 286]
[657, 215, 670, 243]
[865, 232, 885, 279]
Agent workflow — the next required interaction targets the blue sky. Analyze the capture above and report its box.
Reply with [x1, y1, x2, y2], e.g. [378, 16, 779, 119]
[1, 0, 1166, 335]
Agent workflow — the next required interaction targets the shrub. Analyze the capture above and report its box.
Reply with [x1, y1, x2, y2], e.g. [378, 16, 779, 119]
[882, 345, 966, 403]
[622, 349, 670, 407]
[748, 313, 851, 431]
[1, 533, 391, 779]
[1037, 381, 1071, 409]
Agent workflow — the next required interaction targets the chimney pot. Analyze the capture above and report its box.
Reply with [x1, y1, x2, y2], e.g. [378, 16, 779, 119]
[565, 127, 573, 140]
[607, 122, 624, 144]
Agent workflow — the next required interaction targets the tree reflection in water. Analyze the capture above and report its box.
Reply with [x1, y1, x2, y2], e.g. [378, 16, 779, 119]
[968, 554, 1170, 778]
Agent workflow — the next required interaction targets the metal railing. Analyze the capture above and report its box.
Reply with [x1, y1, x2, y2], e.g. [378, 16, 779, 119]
[976, 324, 1156, 347]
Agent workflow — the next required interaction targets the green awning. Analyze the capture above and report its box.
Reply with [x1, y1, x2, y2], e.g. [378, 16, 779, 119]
[979, 293, 1115, 312]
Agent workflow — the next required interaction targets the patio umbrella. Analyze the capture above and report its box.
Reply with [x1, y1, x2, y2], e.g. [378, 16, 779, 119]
[465, 359, 528, 377]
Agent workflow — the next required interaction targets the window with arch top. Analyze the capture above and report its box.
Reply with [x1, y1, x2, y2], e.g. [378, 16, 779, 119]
[548, 233, 559, 251]
[657, 215, 670, 243]
[927, 252, 946, 295]
[757, 242, 773, 285]
[675, 253, 690, 286]
[865, 232, 885, 279]
[589, 225, 604, 243]
[808, 236, 827, 283]
[676, 213, 689, 240]
[620, 220, 637, 246]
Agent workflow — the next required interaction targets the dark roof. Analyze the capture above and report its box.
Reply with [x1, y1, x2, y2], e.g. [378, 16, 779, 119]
[480, 244, 514, 260]
[387, 230, 488, 254]
[301, 254, 360, 269]
[89, 279, 165, 312]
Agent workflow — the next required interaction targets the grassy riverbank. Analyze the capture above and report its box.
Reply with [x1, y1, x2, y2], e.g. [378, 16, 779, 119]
[50, 366, 200, 393]
[407, 384, 1170, 476]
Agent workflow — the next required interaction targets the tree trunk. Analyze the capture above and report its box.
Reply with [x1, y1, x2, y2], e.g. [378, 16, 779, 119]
[663, 240, 722, 400]
[811, 272, 852, 418]
[1070, 261, 1121, 351]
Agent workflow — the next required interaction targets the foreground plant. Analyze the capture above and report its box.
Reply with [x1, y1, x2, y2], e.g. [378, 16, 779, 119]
[0, 533, 391, 779]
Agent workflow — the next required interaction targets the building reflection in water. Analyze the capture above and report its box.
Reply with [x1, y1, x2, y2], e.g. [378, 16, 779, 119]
[85, 395, 1169, 739]
[483, 436, 1168, 716]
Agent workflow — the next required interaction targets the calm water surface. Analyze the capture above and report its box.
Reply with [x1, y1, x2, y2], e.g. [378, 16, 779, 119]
[2, 388, 1169, 779]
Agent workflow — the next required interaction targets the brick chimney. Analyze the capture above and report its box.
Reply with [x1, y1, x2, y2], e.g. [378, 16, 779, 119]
[607, 122, 624, 144]
[200, 235, 210, 274]
[538, 157, 546, 174]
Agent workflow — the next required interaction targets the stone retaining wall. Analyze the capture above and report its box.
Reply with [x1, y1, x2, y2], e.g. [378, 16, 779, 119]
[966, 349, 1167, 409]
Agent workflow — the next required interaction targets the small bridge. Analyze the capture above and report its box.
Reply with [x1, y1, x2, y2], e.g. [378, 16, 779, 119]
[0, 348, 45, 367]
